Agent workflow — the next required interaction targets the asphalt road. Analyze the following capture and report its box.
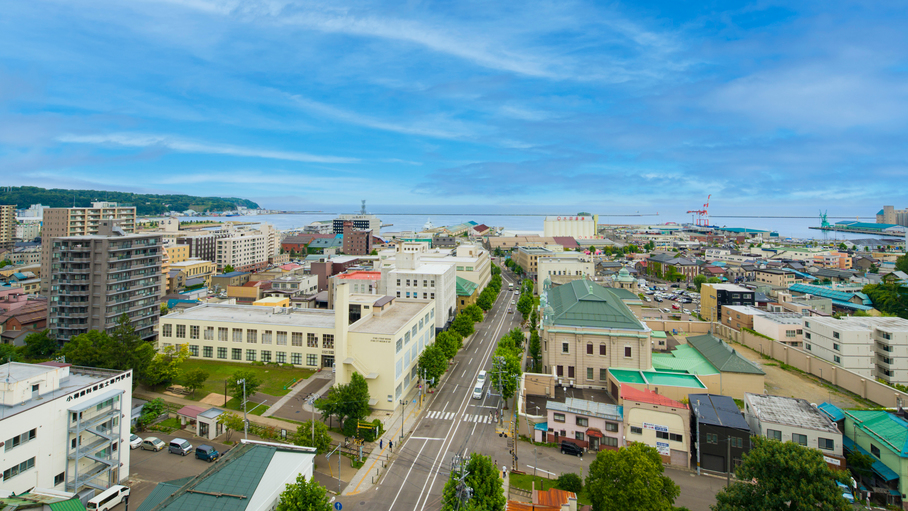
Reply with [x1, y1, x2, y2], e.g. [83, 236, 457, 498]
[344, 268, 523, 511]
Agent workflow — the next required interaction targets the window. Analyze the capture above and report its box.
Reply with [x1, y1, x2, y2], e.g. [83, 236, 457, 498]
[3, 457, 35, 481]
[562, 343, 569, 354]
[599, 344, 606, 356]
[804, 332, 811, 340]
[246, 349, 256, 362]
[576, 417, 589, 427]
[412, 325, 418, 338]
[670, 433, 683, 442]
[396, 279, 400, 286]
[205, 327, 214, 340]
[556, 365, 563, 377]
[188, 345, 199, 356]
[785, 330, 796, 338]
[834, 355, 841, 363]
[553, 413, 565, 423]
[307, 333, 318, 347]
[4, 429, 37, 453]
[833, 331, 840, 339]
[218, 327, 228, 342]
[587, 343, 593, 355]
[307, 354, 318, 366]
[871, 444, 881, 458]
[262, 331, 272, 344]
[54, 472, 65, 486]
[162, 324, 172, 337]
[603, 436, 618, 447]
[190, 325, 199, 339]
[292, 332, 303, 346]
[568, 366, 574, 378]
[767, 429, 782, 441]
[203, 346, 213, 358]
[276, 331, 287, 345]
[833, 343, 840, 351]
[291, 353, 302, 365]
[174, 324, 185, 338]
[657, 431, 669, 440]
[707, 433, 718, 444]
[818, 438, 834, 450]
[261, 351, 271, 363]
[805, 321, 810, 328]
[624, 346, 632, 358]
[217, 347, 227, 359]
[631, 426, 642, 435]
[396, 338, 403, 353]
[575, 432, 585, 441]
[806, 344, 812, 351]
[232, 348, 242, 360]
[599, 368, 608, 381]
[605, 422, 618, 432]
[324, 334, 334, 349]
[792, 433, 807, 446]
[586, 367, 594, 380]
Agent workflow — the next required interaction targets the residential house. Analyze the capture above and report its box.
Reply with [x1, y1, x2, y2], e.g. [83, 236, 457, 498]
[546, 397, 623, 452]
[621, 386, 691, 468]
[743, 393, 844, 468]
[690, 393, 753, 474]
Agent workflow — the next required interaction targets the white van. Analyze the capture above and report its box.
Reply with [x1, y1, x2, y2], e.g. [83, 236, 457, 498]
[477, 370, 487, 385]
[472, 382, 484, 400]
[87, 485, 130, 511]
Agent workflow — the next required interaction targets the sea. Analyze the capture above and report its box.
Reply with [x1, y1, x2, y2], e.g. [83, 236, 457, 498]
[154, 212, 900, 242]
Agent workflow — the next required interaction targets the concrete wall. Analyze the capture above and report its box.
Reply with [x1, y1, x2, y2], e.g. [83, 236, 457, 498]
[644, 320, 713, 336]
[714, 323, 908, 408]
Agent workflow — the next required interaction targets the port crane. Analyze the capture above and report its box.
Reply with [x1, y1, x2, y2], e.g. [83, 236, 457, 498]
[687, 194, 711, 226]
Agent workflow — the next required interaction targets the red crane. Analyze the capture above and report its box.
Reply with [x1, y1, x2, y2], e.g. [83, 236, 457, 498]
[687, 194, 711, 226]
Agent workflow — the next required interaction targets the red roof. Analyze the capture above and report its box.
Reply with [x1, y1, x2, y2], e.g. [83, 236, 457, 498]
[472, 224, 490, 232]
[176, 405, 207, 418]
[553, 236, 580, 249]
[37, 361, 71, 368]
[536, 488, 576, 507]
[337, 271, 381, 280]
[621, 386, 688, 409]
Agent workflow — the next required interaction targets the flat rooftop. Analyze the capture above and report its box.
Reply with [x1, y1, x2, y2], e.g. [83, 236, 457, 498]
[745, 393, 840, 434]
[389, 264, 452, 275]
[723, 305, 766, 316]
[167, 303, 336, 329]
[0, 363, 127, 419]
[349, 299, 432, 335]
[706, 283, 752, 292]
[760, 312, 805, 325]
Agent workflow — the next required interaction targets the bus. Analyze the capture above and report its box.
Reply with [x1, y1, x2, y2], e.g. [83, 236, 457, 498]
[508, 282, 514, 291]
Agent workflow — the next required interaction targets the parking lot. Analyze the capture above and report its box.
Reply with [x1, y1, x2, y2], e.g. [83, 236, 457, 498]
[125, 432, 231, 509]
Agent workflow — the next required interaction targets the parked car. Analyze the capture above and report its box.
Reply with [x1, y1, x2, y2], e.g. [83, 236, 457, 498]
[142, 437, 166, 452]
[560, 440, 584, 457]
[169, 438, 193, 456]
[195, 445, 220, 462]
[129, 434, 143, 450]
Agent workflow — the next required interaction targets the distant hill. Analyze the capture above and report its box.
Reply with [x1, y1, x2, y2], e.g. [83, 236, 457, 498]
[0, 186, 259, 216]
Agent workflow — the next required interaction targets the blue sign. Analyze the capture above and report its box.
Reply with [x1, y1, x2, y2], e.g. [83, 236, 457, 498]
[334, 502, 342, 510]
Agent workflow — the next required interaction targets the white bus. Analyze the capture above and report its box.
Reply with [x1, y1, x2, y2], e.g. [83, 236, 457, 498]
[87, 485, 130, 511]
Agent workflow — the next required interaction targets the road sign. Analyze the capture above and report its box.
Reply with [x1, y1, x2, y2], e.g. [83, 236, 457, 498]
[334, 502, 342, 510]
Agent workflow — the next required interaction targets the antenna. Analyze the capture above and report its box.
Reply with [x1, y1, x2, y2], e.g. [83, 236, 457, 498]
[360, 200, 367, 215]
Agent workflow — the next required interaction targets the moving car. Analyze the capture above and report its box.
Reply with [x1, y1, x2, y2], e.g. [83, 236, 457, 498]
[195, 445, 220, 462]
[560, 440, 583, 457]
[129, 434, 143, 450]
[142, 437, 166, 452]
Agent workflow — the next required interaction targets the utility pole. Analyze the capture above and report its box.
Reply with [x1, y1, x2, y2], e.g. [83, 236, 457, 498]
[726, 433, 732, 488]
[237, 378, 248, 441]
[327, 444, 343, 495]
[309, 393, 319, 446]
[451, 453, 471, 507]
[400, 399, 406, 441]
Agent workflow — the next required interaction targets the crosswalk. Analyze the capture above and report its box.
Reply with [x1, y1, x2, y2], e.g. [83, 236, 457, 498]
[425, 410, 494, 423]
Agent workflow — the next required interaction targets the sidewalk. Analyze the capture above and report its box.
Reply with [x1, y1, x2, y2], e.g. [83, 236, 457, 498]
[264, 370, 334, 417]
[135, 389, 304, 433]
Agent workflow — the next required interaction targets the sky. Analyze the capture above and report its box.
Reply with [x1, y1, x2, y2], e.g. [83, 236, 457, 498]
[1, 0, 907, 218]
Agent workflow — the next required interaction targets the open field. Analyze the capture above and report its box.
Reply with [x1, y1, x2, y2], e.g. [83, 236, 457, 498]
[178, 359, 316, 399]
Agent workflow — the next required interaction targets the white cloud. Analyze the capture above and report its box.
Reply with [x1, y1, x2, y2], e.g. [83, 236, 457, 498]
[57, 133, 359, 163]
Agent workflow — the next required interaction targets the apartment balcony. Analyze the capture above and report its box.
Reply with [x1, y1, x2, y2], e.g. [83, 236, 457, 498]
[876, 354, 893, 367]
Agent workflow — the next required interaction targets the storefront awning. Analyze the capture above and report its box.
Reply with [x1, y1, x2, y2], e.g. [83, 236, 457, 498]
[586, 428, 604, 438]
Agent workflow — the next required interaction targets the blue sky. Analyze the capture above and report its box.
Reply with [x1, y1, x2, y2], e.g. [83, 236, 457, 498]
[1, 0, 906, 217]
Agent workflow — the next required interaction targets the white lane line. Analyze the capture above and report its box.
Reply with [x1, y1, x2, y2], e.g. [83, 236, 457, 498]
[410, 437, 446, 441]
[388, 439, 431, 510]
[461, 369, 466, 378]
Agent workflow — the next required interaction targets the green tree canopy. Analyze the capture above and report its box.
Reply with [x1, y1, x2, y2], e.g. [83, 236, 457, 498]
[476, 290, 494, 311]
[491, 348, 521, 403]
[222, 265, 236, 273]
[712, 436, 849, 511]
[863, 282, 908, 318]
[276, 472, 332, 511]
[418, 343, 448, 388]
[896, 254, 908, 274]
[216, 412, 246, 442]
[707, 277, 722, 284]
[0, 343, 23, 363]
[59, 319, 155, 385]
[23, 330, 58, 359]
[441, 453, 505, 511]
[435, 331, 463, 360]
[314, 372, 371, 433]
[181, 368, 210, 395]
[586, 442, 680, 511]
[228, 369, 263, 402]
[464, 304, 484, 323]
[528, 330, 542, 372]
[517, 293, 533, 319]
[294, 420, 333, 454]
[693, 274, 708, 292]
[145, 344, 190, 388]
[451, 313, 475, 338]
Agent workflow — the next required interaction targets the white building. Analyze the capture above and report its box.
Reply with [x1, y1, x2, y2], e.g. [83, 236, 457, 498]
[333, 214, 382, 235]
[15, 221, 41, 241]
[536, 255, 595, 295]
[753, 312, 805, 348]
[744, 393, 843, 459]
[803, 316, 908, 385]
[543, 215, 597, 238]
[0, 362, 133, 495]
[215, 223, 282, 272]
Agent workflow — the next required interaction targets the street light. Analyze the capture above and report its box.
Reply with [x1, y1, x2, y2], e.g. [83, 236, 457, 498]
[237, 378, 248, 441]
[400, 399, 407, 441]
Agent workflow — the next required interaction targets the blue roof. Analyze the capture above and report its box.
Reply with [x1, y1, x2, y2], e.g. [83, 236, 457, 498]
[818, 402, 844, 422]
[782, 268, 816, 280]
[167, 299, 200, 308]
[216, 271, 249, 278]
[835, 221, 903, 230]
[789, 283, 872, 305]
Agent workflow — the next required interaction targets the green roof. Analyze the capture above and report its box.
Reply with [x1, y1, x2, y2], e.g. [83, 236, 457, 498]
[607, 287, 641, 302]
[846, 410, 908, 456]
[547, 280, 645, 330]
[687, 334, 765, 375]
[652, 344, 720, 376]
[609, 368, 647, 384]
[608, 368, 707, 388]
[48, 500, 88, 511]
[137, 444, 277, 511]
[455, 276, 479, 297]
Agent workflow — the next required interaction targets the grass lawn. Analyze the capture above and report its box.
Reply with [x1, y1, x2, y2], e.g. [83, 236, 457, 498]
[509, 473, 591, 506]
[179, 359, 316, 399]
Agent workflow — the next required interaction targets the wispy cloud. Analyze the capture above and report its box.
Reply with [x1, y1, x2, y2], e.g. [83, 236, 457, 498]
[57, 133, 359, 164]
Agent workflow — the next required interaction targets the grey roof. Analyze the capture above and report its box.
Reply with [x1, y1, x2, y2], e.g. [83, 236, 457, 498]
[548, 397, 622, 421]
[687, 334, 765, 375]
[690, 394, 751, 431]
[215, 271, 249, 278]
[745, 393, 840, 434]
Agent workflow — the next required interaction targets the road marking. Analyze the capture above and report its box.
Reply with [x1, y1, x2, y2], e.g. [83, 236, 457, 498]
[388, 438, 431, 510]
[526, 465, 556, 476]
[410, 437, 446, 441]
[461, 369, 466, 378]
[469, 357, 473, 365]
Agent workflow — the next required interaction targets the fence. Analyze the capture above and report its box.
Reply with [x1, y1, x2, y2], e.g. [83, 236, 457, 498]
[713, 323, 908, 407]
[644, 320, 713, 335]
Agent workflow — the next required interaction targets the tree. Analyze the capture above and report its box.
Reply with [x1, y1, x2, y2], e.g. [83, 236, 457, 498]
[451, 313, 475, 338]
[60, 329, 108, 367]
[846, 450, 874, 489]
[517, 293, 533, 320]
[693, 274, 708, 292]
[22, 330, 58, 359]
[530, 309, 538, 330]
[707, 277, 722, 284]
[182, 368, 210, 395]
[216, 412, 246, 442]
[441, 453, 505, 511]
[314, 372, 370, 433]
[556, 472, 583, 493]
[144, 344, 190, 389]
[0, 343, 23, 363]
[476, 291, 494, 311]
[294, 420, 332, 454]
[109, 314, 155, 384]
[370, 248, 378, 255]
[491, 348, 521, 404]
[228, 369, 263, 402]
[418, 343, 448, 388]
[435, 331, 463, 360]
[712, 436, 849, 511]
[586, 443, 679, 511]
[223, 265, 236, 273]
[897, 254, 908, 274]
[862, 282, 908, 318]
[464, 304, 484, 323]
[277, 472, 332, 511]
[528, 330, 542, 372]
[160, 303, 169, 316]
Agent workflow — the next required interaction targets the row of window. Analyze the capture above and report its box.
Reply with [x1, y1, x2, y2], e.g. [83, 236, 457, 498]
[561, 342, 634, 358]
[554, 366, 614, 381]
[161, 324, 334, 348]
[396, 279, 436, 287]
[551, 414, 620, 431]
[3, 457, 35, 482]
[627, 426, 683, 443]
[183, 345, 319, 366]
[399, 291, 435, 299]
[765, 430, 835, 450]
[705, 433, 744, 448]
[4, 429, 36, 453]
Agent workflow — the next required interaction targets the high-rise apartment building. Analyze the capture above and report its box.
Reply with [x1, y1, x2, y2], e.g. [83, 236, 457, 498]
[48, 220, 162, 342]
[342, 220, 373, 255]
[332, 213, 381, 235]
[215, 224, 281, 272]
[41, 202, 136, 294]
[0, 204, 15, 251]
